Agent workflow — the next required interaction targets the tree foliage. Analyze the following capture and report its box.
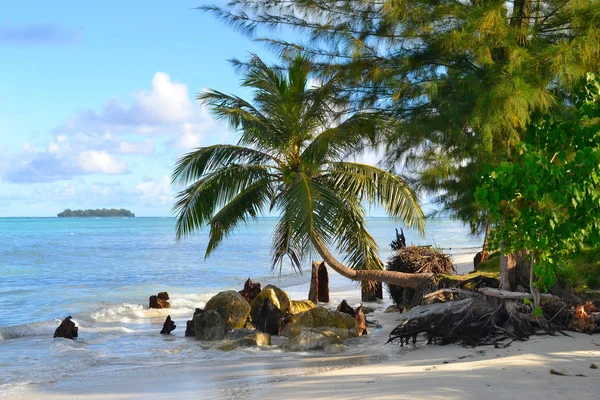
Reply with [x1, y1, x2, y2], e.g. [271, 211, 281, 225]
[204, 0, 600, 232]
[172, 55, 424, 274]
[475, 73, 600, 290]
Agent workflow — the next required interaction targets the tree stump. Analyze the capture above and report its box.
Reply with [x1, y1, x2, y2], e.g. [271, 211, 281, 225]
[317, 262, 329, 303]
[160, 315, 176, 334]
[308, 261, 319, 303]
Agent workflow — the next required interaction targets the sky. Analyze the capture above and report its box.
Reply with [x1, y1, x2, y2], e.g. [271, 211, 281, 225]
[0, 1, 276, 217]
[0, 1, 426, 218]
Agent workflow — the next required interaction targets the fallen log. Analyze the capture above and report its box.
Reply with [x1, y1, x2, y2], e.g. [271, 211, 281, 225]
[477, 287, 561, 302]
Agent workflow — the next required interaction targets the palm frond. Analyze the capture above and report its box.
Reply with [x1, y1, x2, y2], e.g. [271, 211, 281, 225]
[327, 162, 425, 234]
[206, 178, 275, 257]
[171, 145, 278, 186]
[172, 164, 271, 240]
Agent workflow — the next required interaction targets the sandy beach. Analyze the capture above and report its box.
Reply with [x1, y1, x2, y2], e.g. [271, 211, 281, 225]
[3, 253, 599, 399]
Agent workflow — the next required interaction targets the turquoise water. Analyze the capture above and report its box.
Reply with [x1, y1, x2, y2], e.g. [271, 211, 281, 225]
[0, 217, 481, 389]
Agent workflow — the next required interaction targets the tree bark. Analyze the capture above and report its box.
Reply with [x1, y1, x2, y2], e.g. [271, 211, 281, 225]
[499, 243, 516, 291]
[313, 239, 434, 290]
[308, 261, 319, 303]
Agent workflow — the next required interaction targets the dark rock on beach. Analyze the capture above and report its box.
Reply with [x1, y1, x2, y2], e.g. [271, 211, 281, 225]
[185, 308, 202, 337]
[54, 316, 78, 340]
[160, 315, 176, 334]
[239, 278, 262, 304]
[149, 292, 170, 309]
[254, 298, 284, 335]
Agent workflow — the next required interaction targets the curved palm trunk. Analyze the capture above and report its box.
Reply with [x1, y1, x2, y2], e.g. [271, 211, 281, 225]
[313, 239, 434, 290]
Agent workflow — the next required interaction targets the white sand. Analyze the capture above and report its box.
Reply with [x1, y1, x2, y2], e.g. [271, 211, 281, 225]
[5, 253, 600, 399]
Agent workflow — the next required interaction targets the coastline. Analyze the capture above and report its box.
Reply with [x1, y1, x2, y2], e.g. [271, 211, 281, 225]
[4, 253, 598, 399]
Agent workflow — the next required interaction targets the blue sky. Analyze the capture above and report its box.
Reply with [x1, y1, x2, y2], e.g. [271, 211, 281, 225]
[0, 1, 279, 216]
[0, 1, 430, 217]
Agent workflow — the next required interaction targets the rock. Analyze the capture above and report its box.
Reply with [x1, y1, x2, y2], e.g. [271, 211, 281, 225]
[385, 305, 399, 313]
[225, 328, 257, 340]
[355, 305, 367, 336]
[251, 287, 282, 320]
[160, 315, 176, 334]
[185, 319, 195, 337]
[157, 292, 170, 301]
[280, 307, 357, 339]
[53, 316, 78, 339]
[205, 290, 251, 329]
[218, 330, 272, 350]
[284, 330, 343, 351]
[289, 300, 315, 315]
[255, 298, 284, 335]
[193, 309, 230, 341]
[262, 285, 291, 313]
[336, 299, 356, 317]
[239, 278, 262, 304]
[362, 306, 375, 314]
[317, 262, 329, 303]
[149, 293, 170, 309]
[324, 344, 347, 354]
[185, 309, 202, 337]
[237, 331, 271, 347]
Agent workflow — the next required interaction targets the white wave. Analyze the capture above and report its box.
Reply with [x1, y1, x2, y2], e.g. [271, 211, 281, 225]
[0, 320, 60, 341]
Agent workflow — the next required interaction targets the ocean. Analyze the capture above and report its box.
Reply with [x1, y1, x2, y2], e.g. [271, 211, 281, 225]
[0, 217, 481, 393]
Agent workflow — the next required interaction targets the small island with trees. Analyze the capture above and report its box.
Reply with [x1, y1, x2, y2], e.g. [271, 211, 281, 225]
[57, 208, 135, 217]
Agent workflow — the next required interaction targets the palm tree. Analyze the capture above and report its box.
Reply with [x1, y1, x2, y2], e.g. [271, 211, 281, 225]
[172, 55, 433, 289]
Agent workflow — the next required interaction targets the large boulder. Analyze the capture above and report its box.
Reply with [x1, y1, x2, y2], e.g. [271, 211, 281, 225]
[193, 309, 230, 341]
[262, 285, 291, 313]
[289, 300, 315, 315]
[205, 290, 251, 329]
[53, 316, 78, 340]
[280, 307, 357, 338]
[284, 330, 343, 351]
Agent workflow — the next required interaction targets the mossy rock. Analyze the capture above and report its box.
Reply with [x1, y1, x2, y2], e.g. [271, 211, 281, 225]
[280, 306, 356, 338]
[205, 290, 251, 329]
[289, 300, 315, 314]
[263, 285, 291, 313]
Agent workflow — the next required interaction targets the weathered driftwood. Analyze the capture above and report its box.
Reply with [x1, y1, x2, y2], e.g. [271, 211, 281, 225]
[477, 287, 561, 301]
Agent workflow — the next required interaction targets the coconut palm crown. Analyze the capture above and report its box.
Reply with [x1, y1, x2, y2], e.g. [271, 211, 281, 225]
[172, 55, 429, 287]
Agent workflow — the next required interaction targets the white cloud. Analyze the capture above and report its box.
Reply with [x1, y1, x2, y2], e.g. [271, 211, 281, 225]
[135, 175, 173, 205]
[79, 151, 127, 174]
[135, 72, 194, 124]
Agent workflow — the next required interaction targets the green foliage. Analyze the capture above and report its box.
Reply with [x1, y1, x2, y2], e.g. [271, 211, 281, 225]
[475, 73, 600, 289]
[172, 55, 424, 273]
[57, 208, 135, 217]
[556, 247, 600, 290]
[204, 0, 600, 233]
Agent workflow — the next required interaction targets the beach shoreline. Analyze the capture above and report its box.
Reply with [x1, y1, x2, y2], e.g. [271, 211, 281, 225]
[4, 252, 599, 399]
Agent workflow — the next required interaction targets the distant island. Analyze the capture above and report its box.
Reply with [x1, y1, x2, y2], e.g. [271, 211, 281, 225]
[57, 209, 135, 217]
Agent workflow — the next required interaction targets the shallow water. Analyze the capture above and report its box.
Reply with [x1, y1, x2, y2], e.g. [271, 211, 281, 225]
[0, 217, 481, 391]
